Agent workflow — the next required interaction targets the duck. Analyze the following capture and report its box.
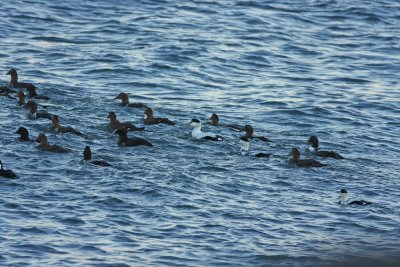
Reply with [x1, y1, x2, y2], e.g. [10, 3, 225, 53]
[35, 133, 69, 153]
[291, 148, 326, 167]
[209, 113, 243, 129]
[27, 100, 53, 120]
[108, 111, 145, 132]
[26, 84, 50, 100]
[6, 68, 34, 89]
[83, 146, 112, 167]
[307, 135, 344, 159]
[114, 92, 147, 108]
[114, 127, 153, 147]
[189, 119, 223, 141]
[15, 127, 33, 141]
[144, 107, 175, 125]
[239, 136, 272, 158]
[17, 91, 27, 107]
[338, 189, 372, 205]
[51, 115, 83, 136]
[0, 85, 16, 95]
[0, 160, 17, 179]
[242, 125, 272, 142]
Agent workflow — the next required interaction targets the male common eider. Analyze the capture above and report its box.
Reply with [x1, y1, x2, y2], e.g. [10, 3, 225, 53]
[338, 189, 372, 205]
[190, 119, 223, 141]
[240, 137, 272, 158]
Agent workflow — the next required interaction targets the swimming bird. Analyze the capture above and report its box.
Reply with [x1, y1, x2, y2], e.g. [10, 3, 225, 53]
[144, 107, 175, 125]
[17, 91, 27, 107]
[26, 84, 50, 100]
[114, 127, 153, 147]
[83, 146, 112, 167]
[15, 127, 33, 141]
[240, 136, 272, 158]
[308, 135, 344, 159]
[6, 68, 34, 89]
[190, 119, 223, 141]
[291, 148, 326, 167]
[243, 125, 272, 142]
[27, 100, 52, 120]
[51, 115, 83, 136]
[114, 92, 147, 108]
[0, 160, 17, 179]
[0, 85, 16, 95]
[338, 189, 372, 205]
[35, 133, 69, 153]
[108, 111, 145, 132]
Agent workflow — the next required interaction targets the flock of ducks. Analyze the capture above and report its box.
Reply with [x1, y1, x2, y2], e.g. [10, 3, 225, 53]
[0, 68, 372, 205]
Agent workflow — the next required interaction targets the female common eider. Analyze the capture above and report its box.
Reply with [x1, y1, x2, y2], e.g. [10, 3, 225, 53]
[108, 111, 145, 132]
[0, 160, 17, 179]
[338, 189, 372, 205]
[83, 146, 112, 167]
[51, 115, 83, 136]
[239, 137, 272, 158]
[27, 84, 50, 100]
[308, 135, 344, 159]
[15, 127, 33, 141]
[144, 107, 175, 125]
[35, 133, 69, 153]
[114, 127, 153, 147]
[27, 100, 53, 120]
[190, 119, 223, 141]
[114, 92, 147, 108]
[291, 148, 326, 167]
[6, 68, 34, 89]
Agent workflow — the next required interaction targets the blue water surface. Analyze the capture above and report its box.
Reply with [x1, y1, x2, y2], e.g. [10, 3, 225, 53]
[1, 0, 400, 266]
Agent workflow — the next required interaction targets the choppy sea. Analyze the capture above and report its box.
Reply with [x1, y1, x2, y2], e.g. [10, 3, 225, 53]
[1, 0, 399, 266]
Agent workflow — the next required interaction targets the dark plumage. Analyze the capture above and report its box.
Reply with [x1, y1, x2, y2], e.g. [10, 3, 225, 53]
[308, 135, 344, 159]
[115, 128, 153, 147]
[114, 92, 147, 108]
[291, 148, 326, 167]
[83, 146, 112, 167]
[243, 125, 272, 142]
[15, 127, 32, 141]
[0, 160, 17, 179]
[6, 68, 34, 89]
[27, 84, 50, 100]
[52, 115, 83, 136]
[144, 107, 175, 125]
[36, 133, 69, 153]
[108, 111, 145, 132]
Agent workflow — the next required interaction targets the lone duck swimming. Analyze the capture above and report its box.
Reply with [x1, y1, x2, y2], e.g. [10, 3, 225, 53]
[144, 107, 175, 125]
[240, 137, 272, 158]
[190, 119, 223, 141]
[51, 115, 83, 136]
[83, 146, 112, 167]
[291, 148, 326, 167]
[108, 111, 145, 132]
[115, 127, 153, 147]
[0, 160, 17, 179]
[307, 135, 344, 159]
[35, 133, 69, 153]
[114, 92, 147, 108]
[6, 68, 34, 89]
[338, 189, 372, 205]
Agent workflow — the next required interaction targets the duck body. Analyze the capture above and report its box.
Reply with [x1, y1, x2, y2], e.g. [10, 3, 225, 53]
[115, 128, 153, 147]
[339, 189, 372, 206]
[308, 135, 344, 159]
[240, 137, 272, 157]
[114, 92, 147, 108]
[83, 146, 112, 167]
[144, 107, 175, 125]
[36, 133, 69, 153]
[27, 100, 52, 120]
[243, 125, 272, 143]
[0, 161, 17, 179]
[27, 84, 50, 100]
[108, 112, 145, 132]
[190, 119, 222, 141]
[52, 115, 83, 136]
[6, 69, 34, 89]
[15, 127, 33, 141]
[291, 148, 326, 167]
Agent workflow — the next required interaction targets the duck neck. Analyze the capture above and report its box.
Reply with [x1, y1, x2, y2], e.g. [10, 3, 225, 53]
[10, 73, 18, 85]
[192, 124, 202, 134]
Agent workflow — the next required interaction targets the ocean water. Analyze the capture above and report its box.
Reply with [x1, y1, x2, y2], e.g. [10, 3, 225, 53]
[1, 0, 400, 266]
